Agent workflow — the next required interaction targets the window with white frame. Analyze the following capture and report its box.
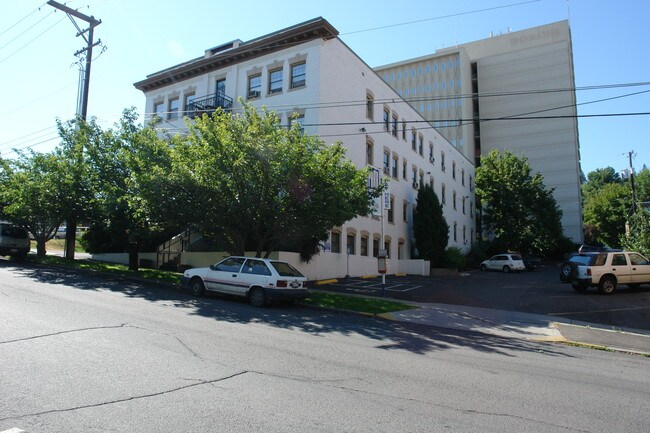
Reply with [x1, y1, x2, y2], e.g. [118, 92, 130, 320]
[289, 113, 304, 134]
[331, 231, 341, 253]
[247, 74, 262, 99]
[383, 108, 390, 132]
[366, 139, 374, 166]
[383, 150, 390, 174]
[183, 93, 195, 114]
[290, 62, 306, 89]
[366, 92, 374, 119]
[153, 101, 164, 118]
[392, 114, 398, 137]
[268, 69, 283, 94]
[168, 98, 179, 120]
[392, 155, 399, 178]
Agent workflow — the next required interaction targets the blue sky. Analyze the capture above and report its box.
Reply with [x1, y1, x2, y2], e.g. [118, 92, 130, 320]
[1, 0, 648, 176]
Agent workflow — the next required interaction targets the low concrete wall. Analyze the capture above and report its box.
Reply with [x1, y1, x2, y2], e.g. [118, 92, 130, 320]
[90, 250, 431, 280]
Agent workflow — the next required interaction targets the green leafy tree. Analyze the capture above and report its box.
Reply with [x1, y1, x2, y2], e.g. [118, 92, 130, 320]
[633, 167, 650, 203]
[475, 150, 564, 255]
[413, 184, 448, 266]
[621, 210, 650, 257]
[138, 102, 378, 260]
[582, 182, 631, 248]
[54, 118, 102, 259]
[80, 109, 181, 270]
[0, 151, 69, 257]
[581, 166, 621, 198]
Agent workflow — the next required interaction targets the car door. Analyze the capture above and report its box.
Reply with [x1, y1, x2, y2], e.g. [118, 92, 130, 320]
[610, 253, 631, 284]
[491, 255, 507, 270]
[238, 259, 272, 295]
[628, 253, 650, 284]
[206, 257, 246, 294]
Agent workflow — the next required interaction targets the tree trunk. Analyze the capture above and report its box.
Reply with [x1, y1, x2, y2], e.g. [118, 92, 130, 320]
[128, 242, 139, 271]
[36, 239, 47, 258]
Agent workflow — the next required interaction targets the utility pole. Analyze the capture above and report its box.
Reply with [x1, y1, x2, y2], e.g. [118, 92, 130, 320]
[628, 150, 638, 215]
[47, 1, 101, 260]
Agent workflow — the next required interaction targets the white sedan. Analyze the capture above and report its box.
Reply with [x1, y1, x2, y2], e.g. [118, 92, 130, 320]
[480, 254, 526, 273]
[181, 256, 309, 307]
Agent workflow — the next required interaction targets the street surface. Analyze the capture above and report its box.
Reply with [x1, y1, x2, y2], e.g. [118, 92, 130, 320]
[320, 265, 650, 330]
[1, 261, 649, 432]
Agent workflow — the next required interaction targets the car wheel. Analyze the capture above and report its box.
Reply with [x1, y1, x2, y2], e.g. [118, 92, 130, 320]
[249, 287, 266, 307]
[598, 276, 616, 295]
[189, 278, 205, 297]
[571, 283, 588, 292]
[560, 263, 573, 281]
[502, 265, 510, 273]
[480, 264, 487, 271]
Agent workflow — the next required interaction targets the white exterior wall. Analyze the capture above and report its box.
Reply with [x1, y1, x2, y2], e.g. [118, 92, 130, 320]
[375, 21, 584, 244]
[139, 35, 475, 278]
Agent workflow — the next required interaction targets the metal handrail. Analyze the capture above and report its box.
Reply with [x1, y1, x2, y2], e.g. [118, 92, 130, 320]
[186, 91, 233, 118]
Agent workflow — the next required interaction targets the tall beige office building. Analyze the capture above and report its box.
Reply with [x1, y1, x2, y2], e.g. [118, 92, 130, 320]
[375, 21, 583, 243]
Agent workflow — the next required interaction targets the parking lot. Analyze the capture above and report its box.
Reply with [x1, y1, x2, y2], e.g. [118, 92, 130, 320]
[317, 264, 650, 331]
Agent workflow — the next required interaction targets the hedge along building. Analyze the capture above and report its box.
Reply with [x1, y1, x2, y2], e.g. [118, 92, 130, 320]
[133, 17, 475, 279]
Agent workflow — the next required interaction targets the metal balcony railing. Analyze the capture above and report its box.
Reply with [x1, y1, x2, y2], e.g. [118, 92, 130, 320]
[186, 91, 233, 118]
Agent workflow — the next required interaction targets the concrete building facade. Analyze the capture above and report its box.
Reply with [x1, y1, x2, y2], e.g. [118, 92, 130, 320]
[134, 18, 475, 279]
[375, 21, 583, 243]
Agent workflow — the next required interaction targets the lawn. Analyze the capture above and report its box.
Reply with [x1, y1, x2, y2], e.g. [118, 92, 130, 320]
[23, 253, 416, 315]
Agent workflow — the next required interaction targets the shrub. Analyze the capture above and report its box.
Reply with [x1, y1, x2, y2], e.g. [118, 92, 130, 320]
[439, 246, 468, 270]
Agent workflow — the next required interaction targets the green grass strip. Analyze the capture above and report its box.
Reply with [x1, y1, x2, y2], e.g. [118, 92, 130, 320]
[25, 254, 181, 284]
[303, 291, 417, 315]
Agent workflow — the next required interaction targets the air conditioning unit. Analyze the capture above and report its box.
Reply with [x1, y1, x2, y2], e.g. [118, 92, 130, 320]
[248, 90, 261, 99]
[412, 182, 419, 189]
[383, 167, 390, 175]
[429, 157, 435, 163]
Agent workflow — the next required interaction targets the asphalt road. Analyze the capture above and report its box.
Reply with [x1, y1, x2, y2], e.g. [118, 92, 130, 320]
[318, 265, 650, 330]
[1, 261, 649, 432]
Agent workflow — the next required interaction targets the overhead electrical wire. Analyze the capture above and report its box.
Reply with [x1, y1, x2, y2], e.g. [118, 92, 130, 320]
[0, 2, 48, 39]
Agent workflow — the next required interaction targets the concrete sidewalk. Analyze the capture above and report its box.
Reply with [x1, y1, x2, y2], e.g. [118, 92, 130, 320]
[378, 301, 650, 355]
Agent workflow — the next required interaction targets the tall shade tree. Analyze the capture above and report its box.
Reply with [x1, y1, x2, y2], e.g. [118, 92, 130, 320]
[621, 210, 650, 258]
[581, 166, 621, 198]
[82, 109, 180, 270]
[139, 102, 378, 259]
[582, 182, 631, 248]
[0, 151, 69, 257]
[412, 184, 448, 266]
[475, 150, 564, 255]
[54, 118, 102, 259]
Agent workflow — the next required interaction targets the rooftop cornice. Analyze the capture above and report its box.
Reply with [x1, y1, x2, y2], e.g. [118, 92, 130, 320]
[134, 17, 338, 92]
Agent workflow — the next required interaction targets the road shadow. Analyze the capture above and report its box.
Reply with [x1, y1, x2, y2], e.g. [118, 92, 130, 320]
[5, 260, 574, 358]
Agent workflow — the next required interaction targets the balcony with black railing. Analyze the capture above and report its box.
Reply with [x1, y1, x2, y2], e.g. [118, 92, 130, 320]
[185, 91, 233, 119]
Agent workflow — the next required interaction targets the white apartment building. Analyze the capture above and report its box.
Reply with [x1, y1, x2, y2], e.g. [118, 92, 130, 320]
[375, 21, 583, 243]
[134, 18, 475, 278]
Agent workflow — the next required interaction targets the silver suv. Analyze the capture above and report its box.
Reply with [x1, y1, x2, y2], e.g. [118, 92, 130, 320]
[560, 251, 650, 294]
[0, 222, 30, 259]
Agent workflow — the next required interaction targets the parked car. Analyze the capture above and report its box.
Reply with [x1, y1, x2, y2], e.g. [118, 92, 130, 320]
[480, 254, 526, 273]
[560, 251, 650, 294]
[181, 256, 309, 307]
[521, 253, 542, 271]
[0, 222, 30, 259]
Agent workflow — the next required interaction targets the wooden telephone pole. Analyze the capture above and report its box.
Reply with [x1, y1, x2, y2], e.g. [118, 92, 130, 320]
[47, 1, 101, 260]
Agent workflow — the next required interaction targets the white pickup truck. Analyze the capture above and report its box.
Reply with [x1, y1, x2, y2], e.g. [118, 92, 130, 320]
[559, 251, 650, 294]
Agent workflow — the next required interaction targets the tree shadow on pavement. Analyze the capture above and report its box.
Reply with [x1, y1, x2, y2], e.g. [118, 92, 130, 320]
[8, 261, 575, 358]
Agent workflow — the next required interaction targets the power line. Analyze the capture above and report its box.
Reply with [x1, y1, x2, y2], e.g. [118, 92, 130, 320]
[0, 2, 48, 39]
[0, 16, 65, 66]
[341, 0, 542, 36]
[0, 9, 56, 52]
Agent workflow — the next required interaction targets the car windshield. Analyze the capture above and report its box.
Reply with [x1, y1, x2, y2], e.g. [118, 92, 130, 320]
[270, 261, 304, 277]
[570, 254, 606, 266]
[1, 226, 28, 239]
